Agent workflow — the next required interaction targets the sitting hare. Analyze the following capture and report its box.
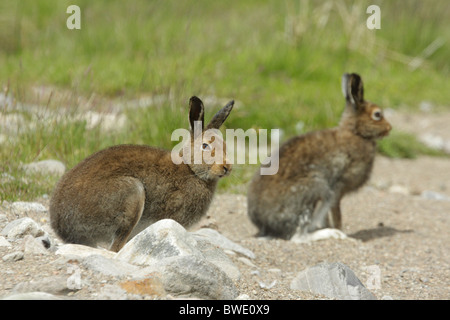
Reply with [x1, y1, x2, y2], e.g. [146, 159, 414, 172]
[50, 96, 234, 251]
[247, 73, 391, 239]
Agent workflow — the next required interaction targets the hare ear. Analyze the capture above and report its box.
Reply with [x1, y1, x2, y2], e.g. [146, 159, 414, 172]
[189, 96, 205, 132]
[342, 73, 364, 109]
[206, 100, 234, 130]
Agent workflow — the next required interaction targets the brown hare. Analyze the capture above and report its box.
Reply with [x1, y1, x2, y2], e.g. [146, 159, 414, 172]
[247, 73, 391, 240]
[50, 96, 234, 251]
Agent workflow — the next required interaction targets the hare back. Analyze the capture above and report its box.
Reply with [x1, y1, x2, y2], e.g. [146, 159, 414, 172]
[50, 144, 217, 248]
[273, 128, 376, 192]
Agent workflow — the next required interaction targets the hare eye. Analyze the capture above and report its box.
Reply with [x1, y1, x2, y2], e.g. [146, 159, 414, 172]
[202, 143, 211, 151]
[372, 110, 383, 121]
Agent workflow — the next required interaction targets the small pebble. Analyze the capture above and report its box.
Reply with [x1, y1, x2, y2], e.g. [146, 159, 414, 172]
[3, 251, 24, 262]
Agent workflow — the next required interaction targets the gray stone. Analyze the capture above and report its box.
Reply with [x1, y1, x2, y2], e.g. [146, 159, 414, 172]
[36, 234, 55, 250]
[2, 251, 24, 262]
[82, 254, 141, 277]
[55, 243, 115, 260]
[419, 133, 450, 154]
[115, 219, 199, 266]
[2, 292, 63, 300]
[193, 228, 255, 259]
[21, 235, 49, 255]
[11, 275, 74, 295]
[237, 257, 257, 268]
[10, 202, 47, 213]
[116, 219, 240, 280]
[1, 217, 45, 239]
[22, 159, 66, 176]
[135, 255, 239, 300]
[0, 236, 12, 247]
[195, 239, 241, 281]
[81, 111, 127, 133]
[290, 262, 376, 300]
[115, 219, 239, 299]
[0, 214, 8, 228]
[421, 190, 450, 201]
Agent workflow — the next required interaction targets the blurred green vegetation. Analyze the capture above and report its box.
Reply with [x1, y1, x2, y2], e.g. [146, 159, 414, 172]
[0, 0, 449, 200]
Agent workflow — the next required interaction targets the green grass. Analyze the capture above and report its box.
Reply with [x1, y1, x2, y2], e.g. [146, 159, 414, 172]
[1, 0, 449, 201]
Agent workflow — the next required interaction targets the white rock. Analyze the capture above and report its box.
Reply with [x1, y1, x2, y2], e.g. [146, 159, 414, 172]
[259, 280, 277, 289]
[419, 133, 444, 150]
[1, 217, 45, 239]
[0, 214, 7, 226]
[12, 275, 75, 295]
[290, 262, 376, 300]
[0, 113, 27, 133]
[22, 235, 49, 255]
[80, 111, 127, 132]
[134, 255, 238, 300]
[0, 173, 15, 183]
[388, 184, 410, 195]
[421, 190, 450, 201]
[195, 240, 240, 281]
[55, 243, 115, 260]
[36, 234, 55, 250]
[115, 220, 240, 298]
[0, 236, 12, 247]
[82, 254, 141, 277]
[22, 160, 66, 176]
[116, 219, 240, 281]
[2, 292, 63, 300]
[291, 228, 348, 244]
[0, 92, 14, 108]
[237, 257, 257, 268]
[10, 202, 47, 213]
[115, 219, 200, 266]
[2, 251, 24, 262]
[192, 228, 255, 259]
[419, 101, 434, 112]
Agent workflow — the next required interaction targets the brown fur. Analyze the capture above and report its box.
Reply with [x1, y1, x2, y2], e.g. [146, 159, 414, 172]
[50, 96, 234, 251]
[247, 73, 391, 239]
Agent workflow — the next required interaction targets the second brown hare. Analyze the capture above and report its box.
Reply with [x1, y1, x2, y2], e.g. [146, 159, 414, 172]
[247, 73, 391, 240]
[50, 96, 234, 252]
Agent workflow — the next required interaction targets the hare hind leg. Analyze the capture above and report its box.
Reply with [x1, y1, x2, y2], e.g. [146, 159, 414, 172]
[108, 177, 146, 252]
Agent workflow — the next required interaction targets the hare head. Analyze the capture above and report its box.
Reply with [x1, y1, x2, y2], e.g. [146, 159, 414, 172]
[341, 73, 392, 139]
[181, 96, 234, 181]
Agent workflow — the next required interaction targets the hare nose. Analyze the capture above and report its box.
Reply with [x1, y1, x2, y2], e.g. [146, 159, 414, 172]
[386, 123, 392, 132]
[223, 165, 231, 175]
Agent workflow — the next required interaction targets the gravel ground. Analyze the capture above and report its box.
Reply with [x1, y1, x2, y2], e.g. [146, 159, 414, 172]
[206, 155, 450, 300]
[1, 110, 449, 300]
